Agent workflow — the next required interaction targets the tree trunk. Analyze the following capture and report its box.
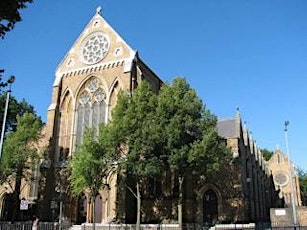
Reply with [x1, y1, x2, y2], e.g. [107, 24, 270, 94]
[91, 196, 96, 230]
[178, 175, 184, 229]
[136, 181, 141, 230]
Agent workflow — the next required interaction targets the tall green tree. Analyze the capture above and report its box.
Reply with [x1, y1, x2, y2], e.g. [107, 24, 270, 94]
[110, 82, 163, 230]
[0, 93, 35, 137]
[69, 126, 113, 224]
[0, 112, 43, 221]
[156, 77, 229, 226]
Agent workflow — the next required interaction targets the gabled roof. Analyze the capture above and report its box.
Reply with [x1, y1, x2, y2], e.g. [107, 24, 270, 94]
[217, 118, 240, 139]
[53, 8, 136, 86]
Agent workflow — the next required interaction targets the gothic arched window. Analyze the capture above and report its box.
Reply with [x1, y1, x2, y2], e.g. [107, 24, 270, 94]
[75, 78, 106, 149]
[203, 189, 218, 224]
[58, 92, 72, 163]
[276, 154, 282, 164]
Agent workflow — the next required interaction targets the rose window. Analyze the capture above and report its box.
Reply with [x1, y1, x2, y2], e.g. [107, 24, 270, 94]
[81, 32, 110, 64]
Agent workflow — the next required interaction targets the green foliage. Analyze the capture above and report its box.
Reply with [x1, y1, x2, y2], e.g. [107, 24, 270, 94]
[110, 77, 228, 186]
[0, 110, 41, 222]
[109, 77, 228, 226]
[0, 70, 7, 91]
[0, 112, 43, 183]
[261, 148, 274, 161]
[156, 77, 227, 176]
[0, 92, 35, 137]
[189, 128, 229, 176]
[110, 82, 164, 228]
[298, 168, 307, 206]
[0, 0, 33, 38]
[111, 82, 164, 180]
[69, 126, 112, 198]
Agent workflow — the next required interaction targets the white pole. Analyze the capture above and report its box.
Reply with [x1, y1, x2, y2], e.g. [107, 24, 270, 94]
[284, 121, 298, 226]
[0, 87, 11, 160]
[0, 76, 14, 161]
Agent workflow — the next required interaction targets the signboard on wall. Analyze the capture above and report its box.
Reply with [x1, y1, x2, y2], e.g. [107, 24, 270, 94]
[275, 209, 286, 216]
[20, 198, 28, 210]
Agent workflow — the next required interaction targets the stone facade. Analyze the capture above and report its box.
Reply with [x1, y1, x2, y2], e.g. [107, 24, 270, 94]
[39, 10, 162, 224]
[270, 207, 307, 226]
[213, 110, 282, 223]
[267, 149, 302, 207]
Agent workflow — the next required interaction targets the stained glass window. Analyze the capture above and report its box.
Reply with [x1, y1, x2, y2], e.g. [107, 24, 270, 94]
[75, 78, 107, 149]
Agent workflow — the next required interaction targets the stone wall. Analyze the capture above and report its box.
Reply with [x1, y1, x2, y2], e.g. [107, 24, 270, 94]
[270, 207, 307, 226]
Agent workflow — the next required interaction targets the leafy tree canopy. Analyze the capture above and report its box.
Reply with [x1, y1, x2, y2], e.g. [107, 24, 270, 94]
[0, 92, 35, 137]
[111, 82, 164, 179]
[0, 0, 33, 39]
[70, 126, 113, 197]
[0, 112, 43, 178]
[261, 148, 274, 161]
[298, 168, 307, 206]
[0, 112, 42, 221]
[0, 0, 33, 87]
[156, 77, 228, 176]
[0, 70, 7, 90]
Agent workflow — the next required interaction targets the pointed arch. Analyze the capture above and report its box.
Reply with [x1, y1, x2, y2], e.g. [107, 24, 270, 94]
[107, 78, 122, 120]
[74, 74, 108, 102]
[276, 152, 283, 164]
[0, 193, 14, 221]
[196, 184, 222, 223]
[76, 193, 87, 224]
[94, 193, 103, 223]
[73, 76, 107, 151]
[57, 90, 73, 163]
[203, 189, 218, 224]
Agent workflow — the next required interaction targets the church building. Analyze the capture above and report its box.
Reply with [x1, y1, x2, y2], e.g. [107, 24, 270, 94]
[1, 8, 299, 226]
[40, 8, 162, 223]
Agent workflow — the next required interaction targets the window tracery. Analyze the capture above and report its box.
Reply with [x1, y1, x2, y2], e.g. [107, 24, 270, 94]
[75, 78, 107, 149]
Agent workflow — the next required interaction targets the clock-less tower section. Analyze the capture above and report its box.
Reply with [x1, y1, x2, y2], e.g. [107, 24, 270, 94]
[41, 8, 162, 223]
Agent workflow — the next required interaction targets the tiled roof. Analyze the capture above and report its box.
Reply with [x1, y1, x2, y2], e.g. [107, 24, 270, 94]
[217, 118, 239, 139]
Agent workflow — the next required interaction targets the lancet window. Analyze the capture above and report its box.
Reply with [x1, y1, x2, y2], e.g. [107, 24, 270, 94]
[58, 92, 72, 163]
[75, 78, 107, 149]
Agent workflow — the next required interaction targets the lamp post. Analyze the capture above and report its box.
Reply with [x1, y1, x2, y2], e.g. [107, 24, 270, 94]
[284, 121, 298, 226]
[0, 76, 15, 161]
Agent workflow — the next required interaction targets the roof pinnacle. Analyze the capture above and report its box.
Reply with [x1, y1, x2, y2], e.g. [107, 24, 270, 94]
[236, 107, 241, 118]
[96, 6, 102, 15]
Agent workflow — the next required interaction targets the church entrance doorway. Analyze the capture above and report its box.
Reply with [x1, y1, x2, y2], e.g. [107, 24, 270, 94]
[203, 189, 218, 224]
[1, 193, 14, 221]
[77, 194, 87, 224]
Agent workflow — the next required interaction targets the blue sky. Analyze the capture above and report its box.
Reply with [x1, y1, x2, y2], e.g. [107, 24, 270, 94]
[1, 1, 306, 170]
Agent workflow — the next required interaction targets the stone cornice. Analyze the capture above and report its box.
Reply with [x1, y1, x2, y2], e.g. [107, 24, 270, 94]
[53, 58, 130, 87]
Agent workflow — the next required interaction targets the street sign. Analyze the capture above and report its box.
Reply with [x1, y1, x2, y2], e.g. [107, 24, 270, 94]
[20, 199, 29, 210]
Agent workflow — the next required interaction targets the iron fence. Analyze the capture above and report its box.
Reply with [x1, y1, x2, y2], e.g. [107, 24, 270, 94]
[0, 221, 71, 230]
[1, 222, 307, 230]
[77, 223, 307, 230]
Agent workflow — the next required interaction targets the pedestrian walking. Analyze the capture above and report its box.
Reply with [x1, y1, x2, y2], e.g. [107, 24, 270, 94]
[32, 216, 39, 230]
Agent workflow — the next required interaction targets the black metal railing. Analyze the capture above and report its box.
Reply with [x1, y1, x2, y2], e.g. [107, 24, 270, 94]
[0, 221, 71, 230]
[1, 222, 306, 230]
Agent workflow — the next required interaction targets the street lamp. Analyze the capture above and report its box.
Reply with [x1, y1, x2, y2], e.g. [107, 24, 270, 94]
[0, 75, 15, 161]
[284, 121, 298, 226]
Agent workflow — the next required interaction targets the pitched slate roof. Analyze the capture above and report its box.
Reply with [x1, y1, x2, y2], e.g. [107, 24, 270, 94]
[217, 118, 240, 139]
